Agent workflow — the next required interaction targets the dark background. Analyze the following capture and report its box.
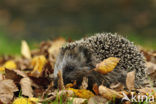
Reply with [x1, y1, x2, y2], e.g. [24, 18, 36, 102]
[0, 0, 156, 54]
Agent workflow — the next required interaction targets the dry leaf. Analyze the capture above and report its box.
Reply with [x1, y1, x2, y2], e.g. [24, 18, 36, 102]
[110, 82, 125, 91]
[99, 85, 123, 100]
[65, 80, 76, 88]
[21, 40, 31, 59]
[0, 74, 3, 80]
[80, 77, 88, 89]
[31, 55, 47, 77]
[68, 88, 94, 99]
[0, 79, 18, 104]
[20, 77, 33, 97]
[58, 70, 65, 90]
[92, 83, 99, 95]
[126, 71, 135, 90]
[88, 96, 108, 104]
[0, 93, 13, 104]
[3, 60, 17, 69]
[13, 97, 39, 104]
[0, 67, 5, 74]
[68, 97, 87, 104]
[94, 57, 120, 74]
[48, 38, 66, 59]
[146, 62, 156, 75]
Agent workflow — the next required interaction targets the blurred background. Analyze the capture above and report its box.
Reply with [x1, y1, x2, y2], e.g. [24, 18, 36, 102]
[0, 0, 156, 54]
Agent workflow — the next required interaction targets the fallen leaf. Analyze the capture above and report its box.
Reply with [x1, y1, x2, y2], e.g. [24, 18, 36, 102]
[126, 71, 135, 90]
[68, 97, 87, 104]
[146, 62, 156, 75]
[31, 55, 47, 77]
[48, 38, 66, 59]
[68, 88, 94, 99]
[0, 79, 18, 104]
[88, 96, 108, 104]
[65, 80, 77, 88]
[110, 82, 125, 91]
[94, 57, 120, 74]
[80, 77, 88, 89]
[0, 67, 5, 74]
[20, 77, 33, 97]
[0, 93, 13, 104]
[3, 60, 17, 70]
[92, 83, 99, 95]
[0, 74, 3, 80]
[13, 97, 39, 104]
[21, 40, 31, 59]
[99, 85, 123, 100]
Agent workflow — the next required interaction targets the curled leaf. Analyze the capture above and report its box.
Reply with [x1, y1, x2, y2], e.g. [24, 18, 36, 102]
[3, 60, 17, 70]
[65, 80, 76, 88]
[31, 55, 47, 77]
[94, 57, 120, 74]
[99, 85, 123, 100]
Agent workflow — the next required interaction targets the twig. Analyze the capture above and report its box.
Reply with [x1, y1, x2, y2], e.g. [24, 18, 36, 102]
[41, 81, 54, 98]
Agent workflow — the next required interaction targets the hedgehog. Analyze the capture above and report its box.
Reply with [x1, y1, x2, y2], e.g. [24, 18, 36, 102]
[54, 33, 147, 90]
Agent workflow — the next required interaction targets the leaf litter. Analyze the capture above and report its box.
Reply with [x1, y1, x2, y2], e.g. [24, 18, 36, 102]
[0, 38, 155, 104]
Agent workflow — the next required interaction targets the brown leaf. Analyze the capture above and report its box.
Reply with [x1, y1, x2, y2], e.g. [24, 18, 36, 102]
[0, 79, 18, 103]
[126, 71, 135, 90]
[99, 85, 123, 100]
[94, 57, 120, 74]
[0, 93, 13, 104]
[80, 77, 88, 89]
[65, 80, 76, 88]
[21, 40, 31, 59]
[110, 82, 125, 91]
[146, 62, 156, 75]
[48, 38, 66, 59]
[20, 77, 33, 97]
[88, 96, 108, 104]
[68, 97, 87, 104]
[92, 83, 99, 95]
[5, 69, 27, 83]
[0, 74, 3, 80]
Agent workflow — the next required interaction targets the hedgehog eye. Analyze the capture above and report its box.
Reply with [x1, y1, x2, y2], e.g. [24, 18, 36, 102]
[64, 65, 74, 72]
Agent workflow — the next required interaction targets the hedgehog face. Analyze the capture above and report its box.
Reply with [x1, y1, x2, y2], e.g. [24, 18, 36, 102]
[54, 46, 96, 88]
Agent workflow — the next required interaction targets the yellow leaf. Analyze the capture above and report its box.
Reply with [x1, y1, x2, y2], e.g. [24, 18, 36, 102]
[0, 67, 5, 73]
[13, 97, 38, 104]
[21, 40, 31, 59]
[65, 80, 77, 88]
[31, 55, 47, 77]
[3, 60, 17, 70]
[94, 57, 120, 74]
[68, 88, 94, 99]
